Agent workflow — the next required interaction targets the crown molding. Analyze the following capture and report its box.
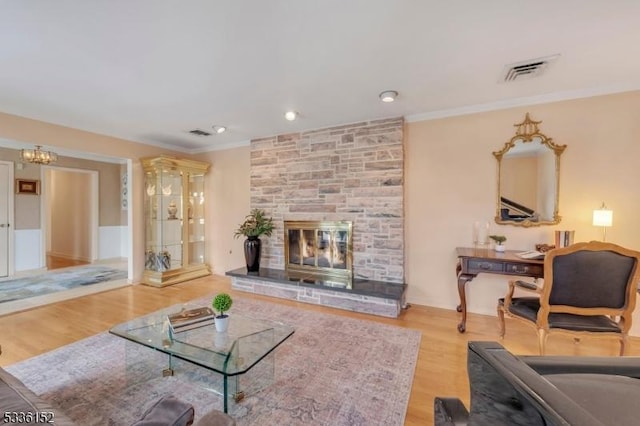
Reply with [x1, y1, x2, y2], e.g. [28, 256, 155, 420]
[405, 83, 640, 123]
[188, 139, 251, 154]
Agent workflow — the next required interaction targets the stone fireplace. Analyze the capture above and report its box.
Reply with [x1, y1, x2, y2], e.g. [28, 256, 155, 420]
[284, 220, 353, 287]
[250, 117, 405, 284]
[227, 117, 407, 318]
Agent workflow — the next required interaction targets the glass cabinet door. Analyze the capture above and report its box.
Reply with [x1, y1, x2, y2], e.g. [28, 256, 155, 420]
[142, 156, 210, 287]
[187, 172, 206, 266]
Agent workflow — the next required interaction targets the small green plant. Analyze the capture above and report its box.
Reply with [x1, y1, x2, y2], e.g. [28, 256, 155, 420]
[212, 293, 233, 317]
[489, 235, 507, 245]
[234, 208, 274, 239]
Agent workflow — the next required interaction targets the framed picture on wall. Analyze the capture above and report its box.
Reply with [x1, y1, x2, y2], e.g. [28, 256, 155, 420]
[15, 179, 41, 195]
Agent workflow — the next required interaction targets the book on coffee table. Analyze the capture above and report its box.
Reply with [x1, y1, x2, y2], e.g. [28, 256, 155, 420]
[167, 307, 215, 333]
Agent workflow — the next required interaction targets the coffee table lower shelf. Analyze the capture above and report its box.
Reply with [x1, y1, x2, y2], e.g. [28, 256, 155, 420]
[110, 304, 295, 413]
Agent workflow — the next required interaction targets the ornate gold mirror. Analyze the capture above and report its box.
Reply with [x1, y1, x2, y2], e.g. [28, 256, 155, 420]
[493, 113, 566, 227]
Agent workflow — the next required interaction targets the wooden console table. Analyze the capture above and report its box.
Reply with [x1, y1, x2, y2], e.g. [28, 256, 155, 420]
[455, 247, 544, 333]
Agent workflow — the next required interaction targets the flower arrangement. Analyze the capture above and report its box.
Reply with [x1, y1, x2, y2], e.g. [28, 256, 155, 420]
[234, 208, 274, 239]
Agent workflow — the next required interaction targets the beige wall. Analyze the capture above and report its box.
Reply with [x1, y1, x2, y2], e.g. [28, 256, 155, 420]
[47, 169, 92, 261]
[52, 156, 125, 226]
[0, 147, 127, 229]
[405, 91, 640, 320]
[190, 91, 640, 324]
[197, 146, 251, 275]
[0, 112, 185, 280]
[3, 91, 640, 329]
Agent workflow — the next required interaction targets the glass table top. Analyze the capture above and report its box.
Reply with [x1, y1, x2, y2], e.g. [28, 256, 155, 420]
[110, 303, 295, 376]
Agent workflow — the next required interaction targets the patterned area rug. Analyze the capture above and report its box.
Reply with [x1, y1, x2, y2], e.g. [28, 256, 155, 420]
[6, 296, 421, 425]
[0, 266, 127, 304]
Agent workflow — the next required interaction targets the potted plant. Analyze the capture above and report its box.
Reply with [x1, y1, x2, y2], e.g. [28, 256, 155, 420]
[489, 235, 507, 252]
[212, 293, 233, 332]
[234, 208, 274, 272]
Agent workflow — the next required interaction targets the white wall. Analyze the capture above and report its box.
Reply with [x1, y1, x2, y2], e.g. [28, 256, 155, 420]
[14, 229, 42, 272]
[99, 226, 128, 260]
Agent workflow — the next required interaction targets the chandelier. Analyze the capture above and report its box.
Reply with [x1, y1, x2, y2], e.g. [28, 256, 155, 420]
[20, 145, 58, 165]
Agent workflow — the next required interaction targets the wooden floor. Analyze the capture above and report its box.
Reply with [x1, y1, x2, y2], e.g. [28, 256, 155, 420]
[1, 274, 638, 425]
[46, 255, 89, 270]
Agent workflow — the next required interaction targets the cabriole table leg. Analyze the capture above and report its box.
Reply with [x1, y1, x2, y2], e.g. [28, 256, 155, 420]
[457, 274, 474, 333]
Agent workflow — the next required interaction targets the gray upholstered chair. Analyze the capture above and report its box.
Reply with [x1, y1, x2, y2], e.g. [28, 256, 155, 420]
[434, 341, 640, 426]
[498, 241, 640, 355]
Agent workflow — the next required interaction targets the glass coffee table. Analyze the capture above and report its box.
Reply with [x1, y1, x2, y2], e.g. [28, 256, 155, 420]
[110, 303, 294, 413]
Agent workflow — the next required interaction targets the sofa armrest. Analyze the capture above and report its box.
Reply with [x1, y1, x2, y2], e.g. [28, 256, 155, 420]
[0, 367, 75, 426]
[523, 355, 640, 378]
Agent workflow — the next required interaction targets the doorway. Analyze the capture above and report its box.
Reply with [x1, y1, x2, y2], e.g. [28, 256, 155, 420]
[0, 161, 15, 277]
[42, 167, 99, 268]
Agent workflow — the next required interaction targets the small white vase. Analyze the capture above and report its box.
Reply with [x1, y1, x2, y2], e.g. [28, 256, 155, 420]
[214, 315, 229, 333]
[495, 244, 506, 252]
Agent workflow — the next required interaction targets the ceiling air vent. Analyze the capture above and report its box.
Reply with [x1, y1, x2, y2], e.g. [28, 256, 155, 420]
[188, 129, 211, 136]
[501, 54, 560, 83]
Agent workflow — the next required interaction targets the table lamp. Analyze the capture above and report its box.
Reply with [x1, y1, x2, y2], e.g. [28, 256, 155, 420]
[592, 202, 613, 241]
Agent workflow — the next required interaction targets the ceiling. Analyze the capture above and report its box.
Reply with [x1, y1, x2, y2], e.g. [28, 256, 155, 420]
[2, 1, 640, 154]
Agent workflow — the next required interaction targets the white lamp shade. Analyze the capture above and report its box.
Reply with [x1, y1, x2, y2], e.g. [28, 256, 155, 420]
[592, 208, 613, 227]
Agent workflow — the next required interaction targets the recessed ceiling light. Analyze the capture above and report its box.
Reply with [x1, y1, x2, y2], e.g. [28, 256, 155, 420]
[212, 125, 226, 134]
[284, 111, 298, 121]
[379, 90, 398, 103]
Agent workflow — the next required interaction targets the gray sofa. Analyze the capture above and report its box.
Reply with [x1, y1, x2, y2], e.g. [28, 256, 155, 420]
[0, 366, 74, 425]
[1, 365, 234, 426]
[435, 341, 640, 425]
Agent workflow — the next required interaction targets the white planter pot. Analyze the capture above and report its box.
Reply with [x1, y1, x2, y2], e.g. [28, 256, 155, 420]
[214, 315, 229, 332]
[495, 245, 506, 252]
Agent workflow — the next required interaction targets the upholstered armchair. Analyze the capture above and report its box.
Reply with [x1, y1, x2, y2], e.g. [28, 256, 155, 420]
[434, 341, 640, 426]
[497, 241, 640, 355]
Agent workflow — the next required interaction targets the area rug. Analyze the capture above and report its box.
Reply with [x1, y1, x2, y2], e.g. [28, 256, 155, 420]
[0, 266, 127, 304]
[6, 296, 421, 425]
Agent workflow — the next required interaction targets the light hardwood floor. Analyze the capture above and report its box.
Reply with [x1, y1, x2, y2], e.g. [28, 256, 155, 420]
[1, 274, 638, 425]
[46, 255, 89, 270]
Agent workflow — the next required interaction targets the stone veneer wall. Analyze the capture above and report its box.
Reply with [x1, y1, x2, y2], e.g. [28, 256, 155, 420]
[250, 117, 404, 283]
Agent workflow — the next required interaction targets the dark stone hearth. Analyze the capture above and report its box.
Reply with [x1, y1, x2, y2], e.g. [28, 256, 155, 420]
[227, 267, 407, 318]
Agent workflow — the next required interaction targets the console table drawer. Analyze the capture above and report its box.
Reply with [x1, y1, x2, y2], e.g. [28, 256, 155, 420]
[467, 260, 504, 273]
[504, 262, 543, 277]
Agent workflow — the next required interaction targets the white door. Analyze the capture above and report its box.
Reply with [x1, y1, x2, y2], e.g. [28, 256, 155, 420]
[0, 162, 13, 277]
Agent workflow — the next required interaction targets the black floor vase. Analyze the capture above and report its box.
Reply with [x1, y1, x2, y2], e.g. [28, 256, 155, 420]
[244, 237, 262, 272]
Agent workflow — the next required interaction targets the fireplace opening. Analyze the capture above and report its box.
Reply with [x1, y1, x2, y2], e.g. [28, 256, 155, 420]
[284, 221, 353, 286]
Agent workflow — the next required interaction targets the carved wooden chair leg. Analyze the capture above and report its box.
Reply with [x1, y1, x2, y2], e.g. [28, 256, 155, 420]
[497, 305, 506, 338]
[620, 335, 628, 356]
[537, 328, 548, 355]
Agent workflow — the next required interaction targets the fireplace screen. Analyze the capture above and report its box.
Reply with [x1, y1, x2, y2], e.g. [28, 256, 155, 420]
[284, 221, 353, 283]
